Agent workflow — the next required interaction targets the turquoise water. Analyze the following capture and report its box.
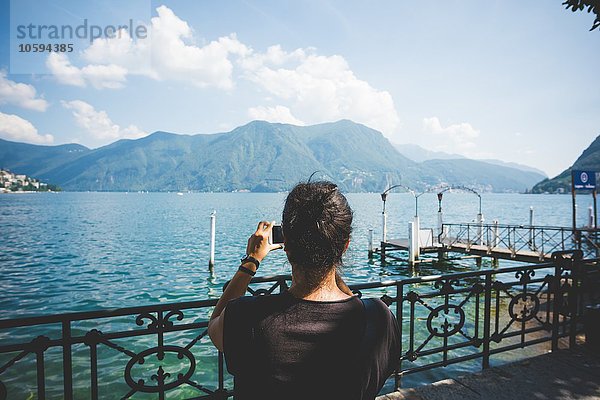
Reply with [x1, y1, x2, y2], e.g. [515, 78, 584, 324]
[0, 192, 594, 397]
[0, 192, 590, 317]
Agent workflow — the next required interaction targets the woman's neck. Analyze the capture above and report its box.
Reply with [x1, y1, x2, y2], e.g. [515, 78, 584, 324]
[288, 266, 351, 301]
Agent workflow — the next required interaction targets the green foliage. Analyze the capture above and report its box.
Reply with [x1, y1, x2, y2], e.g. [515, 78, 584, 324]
[563, 0, 600, 31]
[531, 134, 600, 193]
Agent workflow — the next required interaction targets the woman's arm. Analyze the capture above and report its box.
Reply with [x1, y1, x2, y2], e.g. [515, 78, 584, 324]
[208, 221, 281, 352]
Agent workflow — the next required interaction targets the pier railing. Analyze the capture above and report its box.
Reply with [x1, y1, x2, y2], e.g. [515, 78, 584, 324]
[440, 223, 600, 260]
[0, 252, 598, 399]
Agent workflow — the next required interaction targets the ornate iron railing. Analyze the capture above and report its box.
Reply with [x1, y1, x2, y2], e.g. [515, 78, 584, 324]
[0, 252, 598, 399]
[440, 223, 600, 260]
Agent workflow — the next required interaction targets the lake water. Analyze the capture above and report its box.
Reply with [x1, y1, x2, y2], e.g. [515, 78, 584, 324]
[0, 192, 594, 397]
[0, 192, 591, 318]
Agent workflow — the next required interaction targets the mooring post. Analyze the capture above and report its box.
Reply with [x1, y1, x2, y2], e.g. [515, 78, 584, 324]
[594, 189, 598, 229]
[437, 210, 444, 241]
[209, 210, 216, 270]
[529, 206, 535, 250]
[437, 192, 444, 240]
[368, 229, 374, 259]
[477, 212, 484, 246]
[408, 222, 415, 265]
[588, 205, 594, 228]
[491, 220, 499, 267]
[529, 206, 534, 226]
[413, 215, 420, 259]
[493, 220, 499, 248]
[382, 211, 387, 243]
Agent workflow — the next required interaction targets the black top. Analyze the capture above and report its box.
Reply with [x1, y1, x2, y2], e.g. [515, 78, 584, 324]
[223, 291, 400, 400]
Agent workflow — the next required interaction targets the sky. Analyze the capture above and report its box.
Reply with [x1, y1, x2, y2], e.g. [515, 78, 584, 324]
[0, 0, 598, 177]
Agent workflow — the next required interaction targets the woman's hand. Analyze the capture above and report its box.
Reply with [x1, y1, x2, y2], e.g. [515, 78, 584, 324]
[246, 221, 282, 262]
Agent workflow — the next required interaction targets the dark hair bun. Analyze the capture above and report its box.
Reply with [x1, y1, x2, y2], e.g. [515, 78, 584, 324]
[282, 181, 353, 282]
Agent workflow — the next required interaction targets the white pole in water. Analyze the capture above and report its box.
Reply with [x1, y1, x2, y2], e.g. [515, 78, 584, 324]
[209, 210, 216, 269]
[413, 215, 420, 259]
[477, 212, 484, 246]
[589, 206, 594, 228]
[382, 211, 387, 243]
[368, 229, 374, 258]
[493, 220, 499, 248]
[437, 209, 444, 242]
[408, 222, 415, 264]
[529, 206, 535, 250]
[529, 206, 535, 226]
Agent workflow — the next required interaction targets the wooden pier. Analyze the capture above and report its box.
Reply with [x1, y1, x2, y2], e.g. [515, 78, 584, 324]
[375, 223, 600, 264]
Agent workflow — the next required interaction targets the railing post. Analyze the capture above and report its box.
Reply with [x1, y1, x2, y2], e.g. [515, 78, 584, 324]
[482, 273, 492, 369]
[90, 344, 98, 400]
[62, 321, 73, 400]
[36, 347, 46, 400]
[218, 351, 225, 392]
[569, 252, 583, 348]
[467, 224, 471, 249]
[541, 228, 545, 257]
[395, 282, 403, 390]
[552, 255, 563, 351]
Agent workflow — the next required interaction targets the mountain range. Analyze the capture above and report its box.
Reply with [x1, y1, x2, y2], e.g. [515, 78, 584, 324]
[0, 120, 547, 193]
[393, 143, 547, 176]
[532, 134, 600, 193]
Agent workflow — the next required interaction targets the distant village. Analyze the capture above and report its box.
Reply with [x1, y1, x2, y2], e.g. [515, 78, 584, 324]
[0, 169, 59, 193]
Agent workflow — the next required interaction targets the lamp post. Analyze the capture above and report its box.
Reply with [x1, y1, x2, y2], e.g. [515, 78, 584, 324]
[380, 184, 423, 262]
[437, 192, 444, 239]
[380, 186, 403, 243]
[438, 186, 483, 245]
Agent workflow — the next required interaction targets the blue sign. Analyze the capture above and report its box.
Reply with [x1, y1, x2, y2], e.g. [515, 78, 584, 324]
[573, 170, 596, 190]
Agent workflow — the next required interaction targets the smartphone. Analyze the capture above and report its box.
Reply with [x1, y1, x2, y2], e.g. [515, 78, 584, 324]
[270, 224, 284, 245]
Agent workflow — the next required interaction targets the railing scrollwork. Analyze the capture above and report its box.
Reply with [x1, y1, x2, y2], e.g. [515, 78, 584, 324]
[0, 251, 598, 398]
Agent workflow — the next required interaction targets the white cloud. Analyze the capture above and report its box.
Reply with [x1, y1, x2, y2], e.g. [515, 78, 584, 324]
[422, 116, 480, 154]
[46, 6, 400, 137]
[46, 53, 127, 89]
[241, 49, 400, 136]
[66, 5, 248, 89]
[0, 71, 49, 111]
[145, 6, 249, 88]
[247, 105, 304, 125]
[0, 112, 53, 144]
[240, 45, 307, 70]
[62, 100, 146, 143]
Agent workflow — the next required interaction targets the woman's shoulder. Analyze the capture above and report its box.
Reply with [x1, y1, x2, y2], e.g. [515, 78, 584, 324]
[361, 297, 398, 325]
[227, 292, 289, 312]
